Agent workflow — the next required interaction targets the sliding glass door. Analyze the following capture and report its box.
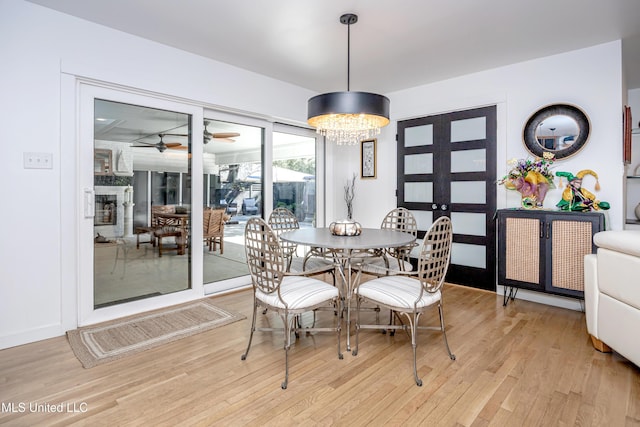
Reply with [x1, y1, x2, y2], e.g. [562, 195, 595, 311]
[200, 117, 324, 290]
[79, 85, 325, 323]
[201, 118, 264, 286]
[79, 84, 203, 325]
[93, 99, 193, 308]
[272, 127, 320, 227]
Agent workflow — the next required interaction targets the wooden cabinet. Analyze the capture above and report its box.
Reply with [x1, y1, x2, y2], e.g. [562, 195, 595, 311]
[497, 209, 604, 304]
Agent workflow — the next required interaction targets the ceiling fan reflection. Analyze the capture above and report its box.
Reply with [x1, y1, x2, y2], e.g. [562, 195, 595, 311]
[164, 121, 240, 144]
[131, 134, 187, 153]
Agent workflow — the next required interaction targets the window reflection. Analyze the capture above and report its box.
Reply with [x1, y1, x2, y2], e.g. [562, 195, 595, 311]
[94, 99, 191, 308]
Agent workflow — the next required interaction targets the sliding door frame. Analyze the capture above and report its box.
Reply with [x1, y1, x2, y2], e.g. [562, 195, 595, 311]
[77, 82, 204, 326]
[62, 78, 325, 329]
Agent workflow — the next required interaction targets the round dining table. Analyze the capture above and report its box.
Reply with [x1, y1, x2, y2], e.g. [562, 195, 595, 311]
[280, 227, 416, 350]
[279, 227, 415, 252]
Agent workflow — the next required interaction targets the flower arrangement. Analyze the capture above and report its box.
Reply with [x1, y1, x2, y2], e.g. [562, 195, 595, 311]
[498, 152, 555, 208]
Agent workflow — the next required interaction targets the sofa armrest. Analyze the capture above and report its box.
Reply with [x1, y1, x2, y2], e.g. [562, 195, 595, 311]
[593, 230, 640, 257]
[584, 254, 598, 338]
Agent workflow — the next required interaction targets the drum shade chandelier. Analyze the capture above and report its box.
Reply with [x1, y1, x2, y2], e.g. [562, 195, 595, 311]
[307, 13, 390, 146]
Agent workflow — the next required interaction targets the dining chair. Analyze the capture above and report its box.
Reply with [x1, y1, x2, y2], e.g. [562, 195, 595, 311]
[203, 207, 225, 254]
[267, 207, 335, 277]
[355, 207, 418, 277]
[152, 205, 185, 257]
[241, 217, 342, 389]
[352, 216, 455, 386]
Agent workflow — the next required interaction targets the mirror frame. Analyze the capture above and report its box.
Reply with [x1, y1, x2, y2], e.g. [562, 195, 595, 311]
[522, 103, 590, 160]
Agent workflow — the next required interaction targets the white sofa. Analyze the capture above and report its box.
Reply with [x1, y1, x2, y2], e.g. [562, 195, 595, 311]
[584, 230, 640, 367]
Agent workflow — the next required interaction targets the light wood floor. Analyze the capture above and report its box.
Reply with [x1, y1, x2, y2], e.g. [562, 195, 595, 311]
[1, 283, 639, 426]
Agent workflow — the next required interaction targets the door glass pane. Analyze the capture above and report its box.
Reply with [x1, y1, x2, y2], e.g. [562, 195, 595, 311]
[94, 99, 191, 309]
[451, 181, 486, 204]
[273, 131, 317, 225]
[405, 153, 433, 174]
[405, 182, 433, 203]
[451, 212, 486, 236]
[405, 124, 433, 147]
[451, 243, 486, 268]
[451, 117, 486, 142]
[202, 119, 263, 284]
[410, 210, 433, 231]
[451, 149, 486, 173]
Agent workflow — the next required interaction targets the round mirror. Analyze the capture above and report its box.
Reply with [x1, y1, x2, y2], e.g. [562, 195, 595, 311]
[523, 104, 590, 159]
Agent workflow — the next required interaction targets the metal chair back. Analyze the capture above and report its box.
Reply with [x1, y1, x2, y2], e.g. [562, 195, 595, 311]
[244, 217, 286, 294]
[416, 216, 453, 294]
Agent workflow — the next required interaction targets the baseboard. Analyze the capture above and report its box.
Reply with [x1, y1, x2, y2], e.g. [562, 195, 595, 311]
[0, 324, 63, 350]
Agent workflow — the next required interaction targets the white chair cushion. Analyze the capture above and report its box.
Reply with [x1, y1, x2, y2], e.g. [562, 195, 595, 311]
[289, 256, 334, 273]
[256, 275, 338, 310]
[357, 257, 413, 276]
[356, 275, 441, 310]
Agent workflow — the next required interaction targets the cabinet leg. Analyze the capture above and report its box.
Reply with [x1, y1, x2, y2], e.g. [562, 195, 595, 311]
[503, 286, 518, 306]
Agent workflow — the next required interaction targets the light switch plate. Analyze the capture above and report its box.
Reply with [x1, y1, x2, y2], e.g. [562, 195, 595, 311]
[24, 152, 53, 169]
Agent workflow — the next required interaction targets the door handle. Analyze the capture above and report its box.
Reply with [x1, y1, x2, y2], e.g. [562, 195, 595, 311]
[84, 188, 95, 218]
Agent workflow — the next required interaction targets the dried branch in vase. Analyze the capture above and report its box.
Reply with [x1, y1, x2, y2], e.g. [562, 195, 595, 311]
[344, 173, 356, 220]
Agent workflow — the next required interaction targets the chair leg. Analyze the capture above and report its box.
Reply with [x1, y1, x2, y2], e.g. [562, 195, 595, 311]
[111, 243, 127, 279]
[111, 245, 120, 274]
[409, 312, 422, 387]
[438, 304, 456, 361]
[336, 300, 343, 360]
[220, 237, 224, 254]
[241, 300, 258, 361]
[352, 296, 361, 356]
[282, 312, 294, 390]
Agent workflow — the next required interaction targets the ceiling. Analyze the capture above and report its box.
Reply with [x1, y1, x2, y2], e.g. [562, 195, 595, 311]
[25, 0, 640, 93]
[94, 99, 308, 157]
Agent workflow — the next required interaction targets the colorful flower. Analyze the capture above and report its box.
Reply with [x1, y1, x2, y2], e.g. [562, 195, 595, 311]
[498, 153, 555, 208]
[498, 154, 555, 188]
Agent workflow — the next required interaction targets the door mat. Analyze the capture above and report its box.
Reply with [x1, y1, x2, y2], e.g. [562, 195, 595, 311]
[67, 298, 245, 368]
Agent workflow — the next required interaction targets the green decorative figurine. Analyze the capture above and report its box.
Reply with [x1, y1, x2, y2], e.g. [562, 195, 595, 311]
[555, 170, 610, 211]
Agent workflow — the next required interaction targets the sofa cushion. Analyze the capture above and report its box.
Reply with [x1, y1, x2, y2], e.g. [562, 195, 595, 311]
[597, 248, 640, 311]
[598, 293, 640, 367]
[594, 230, 640, 257]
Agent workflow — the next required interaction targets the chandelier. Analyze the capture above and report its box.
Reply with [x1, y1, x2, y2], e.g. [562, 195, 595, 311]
[307, 13, 390, 146]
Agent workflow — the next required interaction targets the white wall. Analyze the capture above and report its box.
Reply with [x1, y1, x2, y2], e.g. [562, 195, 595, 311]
[0, 0, 315, 349]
